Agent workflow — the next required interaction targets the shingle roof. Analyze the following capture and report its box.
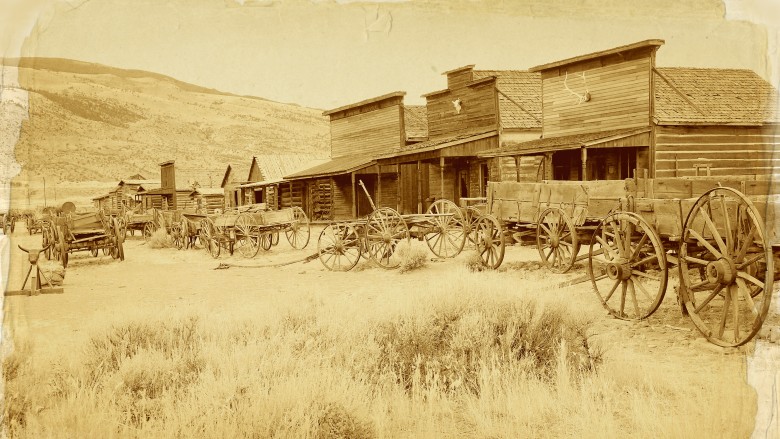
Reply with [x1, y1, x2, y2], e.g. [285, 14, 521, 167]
[654, 67, 779, 125]
[473, 70, 542, 129]
[221, 163, 251, 188]
[383, 129, 496, 157]
[404, 106, 428, 141]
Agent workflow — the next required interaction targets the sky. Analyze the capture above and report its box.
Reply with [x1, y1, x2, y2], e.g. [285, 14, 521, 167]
[2, 0, 779, 110]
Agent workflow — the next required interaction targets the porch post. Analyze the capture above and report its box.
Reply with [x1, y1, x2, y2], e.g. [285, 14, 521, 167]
[376, 165, 382, 208]
[351, 172, 357, 218]
[580, 148, 588, 181]
[417, 160, 423, 214]
[439, 156, 445, 200]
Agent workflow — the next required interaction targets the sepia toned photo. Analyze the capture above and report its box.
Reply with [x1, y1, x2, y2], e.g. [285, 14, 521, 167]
[1, 0, 779, 437]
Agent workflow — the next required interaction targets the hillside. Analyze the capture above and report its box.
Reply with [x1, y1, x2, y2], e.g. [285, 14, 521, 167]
[5, 58, 330, 198]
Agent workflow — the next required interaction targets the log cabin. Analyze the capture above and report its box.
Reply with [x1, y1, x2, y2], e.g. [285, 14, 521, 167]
[374, 66, 542, 212]
[138, 161, 218, 211]
[221, 162, 252, 209]
[479, 39, 779, 182]
[284, 92, 428, 220]
[235, 154, 328, 211]
[190, 187, 225, 213]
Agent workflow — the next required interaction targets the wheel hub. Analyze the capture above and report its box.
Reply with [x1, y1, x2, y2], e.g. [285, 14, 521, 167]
[606, 259, 632, 281]
[550, 232, 560, 248]
[706, 258, 736, 284]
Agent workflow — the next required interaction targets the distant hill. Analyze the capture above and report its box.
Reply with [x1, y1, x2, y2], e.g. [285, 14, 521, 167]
[7, 57, 330, 187]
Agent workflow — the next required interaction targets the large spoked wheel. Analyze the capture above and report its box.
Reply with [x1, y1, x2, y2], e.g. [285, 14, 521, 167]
[235, 213, 260, 258]
[536, 207, 579, 273]
[170, 222, 183, 250]
[90, 248, 99, 257]
[270, 231, 280, 247]
[59, 231, 69, 268]
[678, 187, 773, 347]
[475, 214, 505, 269]
[285, 207, 310, 249]
[463, 206, 484, 248]
[180, 218, 192, 250]
[51, 228, 61, 262]
[42, 227, 52, 260]
[424, 199, 467, 258]
[318, 223, 362, 272]
[201, 219, 221, 259]
[588, 212, 668, 321]
[143, 222, 155, 242]
[366, 207, 409, 269]
[259, 233, 273, 251]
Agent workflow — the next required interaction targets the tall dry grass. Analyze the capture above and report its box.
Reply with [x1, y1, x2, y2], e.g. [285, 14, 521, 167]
[2, 271, 756, 438]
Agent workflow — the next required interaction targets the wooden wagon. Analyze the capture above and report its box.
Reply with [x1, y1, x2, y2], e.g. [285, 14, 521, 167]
[24, 213, 44, 235]
[476, 176, 778, 347]
[316, 198, 468, 272]
[199, 205, 309, 259]
[49, 210, 125, 268]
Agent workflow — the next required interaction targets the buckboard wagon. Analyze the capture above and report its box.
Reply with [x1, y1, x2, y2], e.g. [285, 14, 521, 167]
[50, 210, 125, 268]
[199, 206, 310, 259]
[475, 176, 779, 347]
[316, 198, 468, 272]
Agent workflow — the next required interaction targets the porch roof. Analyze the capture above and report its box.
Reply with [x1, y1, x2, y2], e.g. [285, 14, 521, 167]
[479, 128, 651, 157]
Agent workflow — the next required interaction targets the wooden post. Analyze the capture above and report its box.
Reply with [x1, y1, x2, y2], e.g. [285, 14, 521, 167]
[580, 148, 588, 181]
[396, 165, 401, 212]
[376, 165, 382, 208]
[417, 160, 423, 214]
[288, 182, 293, 207]
[351, 172, 357, 218]
[439, 156, 445, 200]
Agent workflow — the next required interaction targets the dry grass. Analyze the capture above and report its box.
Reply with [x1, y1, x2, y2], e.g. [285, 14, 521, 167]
[396, 241, 428, 274]
[147, 228, 171, 249]
[1, 272, 756, 438]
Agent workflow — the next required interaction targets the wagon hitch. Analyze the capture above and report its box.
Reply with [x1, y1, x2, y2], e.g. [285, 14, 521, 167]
[213, 252, 320, 270]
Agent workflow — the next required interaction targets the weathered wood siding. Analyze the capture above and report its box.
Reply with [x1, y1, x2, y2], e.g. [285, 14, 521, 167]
[331, 175, 354, 220]
[447, 69, 473, 89]
[487, 157, 519, 182]
[377, 174, 398, 209]
[427, 80, 498, 139]
[541, 55, 652, 137]
[330, 104, 403, 158]
[161, 164, 175, 190]
[247, 162, 262, 182]
[307, 178, 333, 221]
[654, 126, 780, 177]
[428, 162, 457, 202]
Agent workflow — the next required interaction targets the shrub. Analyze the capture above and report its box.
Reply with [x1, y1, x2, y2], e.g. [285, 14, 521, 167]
[147, 228, 171, 249]
[396, 241, 428, 274]
[316, 402, 375, 439]
[465, 251, 486, 272]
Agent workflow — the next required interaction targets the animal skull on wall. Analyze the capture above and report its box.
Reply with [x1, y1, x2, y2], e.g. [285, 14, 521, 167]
[452, 98, 462, 114]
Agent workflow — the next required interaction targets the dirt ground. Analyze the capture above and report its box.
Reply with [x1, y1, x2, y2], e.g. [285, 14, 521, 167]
[2, 222, 779, 435]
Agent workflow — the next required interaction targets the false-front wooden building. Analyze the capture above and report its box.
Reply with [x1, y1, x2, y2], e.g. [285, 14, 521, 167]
[479, 39, 779, 181]
[375, 66, 542, 212]
[138, 161, 221, 211]
[285, 92, 429, 220]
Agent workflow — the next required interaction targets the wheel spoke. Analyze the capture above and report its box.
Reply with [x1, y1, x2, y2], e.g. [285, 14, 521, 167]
[604, 278, 621, 302]
[731, 285, 740, 343]
[736, 271, 765, 290]
[631, 276, 655, 302]
[717, 289, 731, 339]
[631, 270, 660, 281]
[630, 254, 659, 268]
[697, 207, 729, 256]
[735, 278, 759, 316]
[688, 229, 723, 259]
[718, 195, 734, 253]
[693, 283, 724, 314]
[684, 255, 711, 266]
[629, 280, 641, 318]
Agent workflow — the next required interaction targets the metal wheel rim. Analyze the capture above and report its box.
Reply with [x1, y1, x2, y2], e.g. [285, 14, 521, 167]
[588, 212, 668, 321]
[679, 187, 773, 347]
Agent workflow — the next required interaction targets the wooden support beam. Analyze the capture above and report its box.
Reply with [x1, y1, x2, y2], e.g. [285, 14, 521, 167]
[581, 148, 588, 181]
[417, 161, 423, 214]
[351, 172, 357, 218]
[377, 166, 382, 208]
[440, 157, 445, 200]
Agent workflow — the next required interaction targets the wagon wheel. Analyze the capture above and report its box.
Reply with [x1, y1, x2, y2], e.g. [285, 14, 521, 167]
[464, 206, 484, 248]
[201, 218, 221, 259]
[42, 227, 52, 260]
[113, 218, 125, 261]
[424, 199, 467, 258]
[366, 207, 410, 269]
[536, 207, 579, 274]
[475, 214, 505, 269]
[318, 223, 362, 272]
[51, 228, 61, 262]
[285, 207, 310, 249]
[90, 248, 99, 257]
[235, 213, 260, 258]
[271, 231, 280, 247]
[59, 230, 69, 268]
[116, 217, 127, 240]
[143, 222, 155, 242]
[170, 222, 184, 250]
[588, 212, 667, 321]
[260, 233, 273, 251]
[678, 187, 773, 347]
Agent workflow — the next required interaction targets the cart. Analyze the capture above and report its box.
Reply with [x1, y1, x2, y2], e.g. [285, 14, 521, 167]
[316, 197, 468, 272]
[200, 206, 309, 259]
[475, 176, 779, 347]
[50, 209, 125, 268]
[24, 213, 44, 235]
